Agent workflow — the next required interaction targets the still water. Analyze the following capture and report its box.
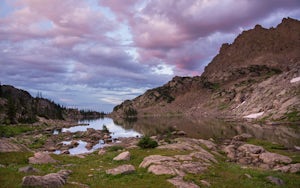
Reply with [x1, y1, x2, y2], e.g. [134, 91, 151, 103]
[55, 116, 300, 155]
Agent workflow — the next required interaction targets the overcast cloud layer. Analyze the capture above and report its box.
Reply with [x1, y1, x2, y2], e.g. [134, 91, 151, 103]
[1, 0, 300, 112]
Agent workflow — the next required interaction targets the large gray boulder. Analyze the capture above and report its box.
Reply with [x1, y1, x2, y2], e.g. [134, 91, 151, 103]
[106, 165, 135, 175]
[29, 152, 57, 164]
[148, 165, 177, 175]
[22, 170, 72, 188]
[139, 155, 176, 168]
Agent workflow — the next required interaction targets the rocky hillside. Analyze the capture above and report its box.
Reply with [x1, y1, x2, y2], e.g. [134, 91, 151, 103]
[112, 18, 300, 122]
[0, 84, 104, 124]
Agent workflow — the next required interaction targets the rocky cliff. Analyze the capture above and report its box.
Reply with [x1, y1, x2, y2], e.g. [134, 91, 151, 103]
[112, 18, 300, 123]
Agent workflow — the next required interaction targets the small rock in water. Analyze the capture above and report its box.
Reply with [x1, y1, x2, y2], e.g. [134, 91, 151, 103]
[266, 176, 284, 185]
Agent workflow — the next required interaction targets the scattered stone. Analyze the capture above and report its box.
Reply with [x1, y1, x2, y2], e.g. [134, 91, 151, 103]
[232, 134, 253, 142]
[266, 176, 284, 185]
[0, 164, 5, 168]
[88, 174, 93, 177]
[70, 141, 79, 148]
[98, 149, 106, 155]
[244, 173, 252, 179]
[0, 138, 24, 152]
[237, 144, 265, 154]
[167, 176, 200, 188]
[29, 152, 57, 164]
[259, 152, 292, 165]
[148, 165, 177, 175]
[61, 150, 70, 154]
[113, 151, 130, 161]
[139, 155, 176, 168]
[198, 139, 217, 150]
[200, 179, 211, 186]
[274, 163, 300, 173]
[106, 165, 136, 175]
[175, 155, 193, 161]
[22, 170, 72, 188]
[68, 181, 90, 188]
[294, 146, 300, 151]
[85, 143, 93, 150]
[180, 162, 208, 174]
[19, 166, 40, 173]
[47, 146, 56, 152]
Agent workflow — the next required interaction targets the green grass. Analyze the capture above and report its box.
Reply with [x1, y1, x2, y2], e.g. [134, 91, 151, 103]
[0, 148, 189, 188]
[185, 161, 300, 188]
[0, 125, 35, 137]
[1, 145, 299, 188]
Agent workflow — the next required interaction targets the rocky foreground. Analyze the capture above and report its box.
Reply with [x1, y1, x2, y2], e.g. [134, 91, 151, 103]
[1, 132, 299, 188]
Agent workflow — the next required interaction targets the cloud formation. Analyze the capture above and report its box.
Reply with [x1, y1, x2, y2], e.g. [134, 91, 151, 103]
[1, 0, 300, 111]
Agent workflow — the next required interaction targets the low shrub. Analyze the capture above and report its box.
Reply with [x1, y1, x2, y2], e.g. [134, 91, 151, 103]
[137, 136, 158, 149]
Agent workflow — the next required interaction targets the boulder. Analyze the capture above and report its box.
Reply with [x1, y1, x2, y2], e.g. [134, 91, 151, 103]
[259, 152, 292, 165]
[139, 155, 176, 168]
[113, 151, 130, 161]
[237, 144, 265, 154]
[198, 139, 217, 150]
[266, 176, 284, 185]
[98, 149, 106, 155]
[19, 166, 40, 173]
[167, 176, 200, 188]
[29, 152, 57, 164]
[148, 165, 177, 175]
[22, 170, 72, 188]
[232, 134, 253, 142]
[106, 165, 135, 175]
[274, 163, 300, 173]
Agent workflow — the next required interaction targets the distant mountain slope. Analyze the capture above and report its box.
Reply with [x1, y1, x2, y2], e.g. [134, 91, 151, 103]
[0, 85, 104, 124]
[112, 18, 300, 122]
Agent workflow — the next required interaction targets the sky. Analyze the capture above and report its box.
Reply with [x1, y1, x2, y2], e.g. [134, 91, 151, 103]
[1, 0, 300, 112]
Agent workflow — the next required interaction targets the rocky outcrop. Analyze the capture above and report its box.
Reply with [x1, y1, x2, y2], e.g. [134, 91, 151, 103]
[222, 134, 300, 172]
[0, 138, 28, 152]
[139, 138, 217, 187]
[29, 152, 57, 164]
[106, 165, 136, 175]
[22, 170, 72, 188]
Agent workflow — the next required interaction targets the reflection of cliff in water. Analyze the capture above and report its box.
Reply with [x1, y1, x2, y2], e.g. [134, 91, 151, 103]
[113, 116, 300, 148]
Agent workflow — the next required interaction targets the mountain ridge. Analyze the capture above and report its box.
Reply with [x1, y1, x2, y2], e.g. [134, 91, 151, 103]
[111, 17, 300, 123]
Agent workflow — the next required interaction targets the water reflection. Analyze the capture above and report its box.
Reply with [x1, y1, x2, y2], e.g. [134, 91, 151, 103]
[113, 116, 300, 148]
[63, 117, 141, 139]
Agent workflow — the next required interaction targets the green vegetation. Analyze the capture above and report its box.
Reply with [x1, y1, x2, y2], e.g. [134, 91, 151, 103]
[185, 161, 300, 188]
[218, 103, 230, 110]
[137, 136, 158, 149]
[124, 107, 138, 117]
[283, 109, 300, 122]
[0, 124, 35, 137]
[0, 149, 189, 188]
